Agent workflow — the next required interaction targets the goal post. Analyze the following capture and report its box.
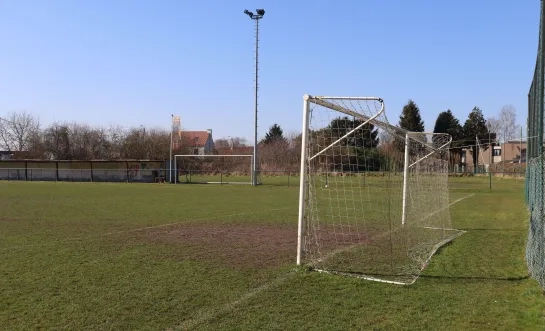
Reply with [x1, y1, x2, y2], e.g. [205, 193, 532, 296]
[401, 132, 453, 225]
[297, 94, 462, 285]
[174, 154, 254, 185]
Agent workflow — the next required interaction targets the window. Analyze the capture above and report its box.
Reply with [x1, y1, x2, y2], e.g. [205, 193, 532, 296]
[193, 148, 199, 155]
[493, 149, 501, 156]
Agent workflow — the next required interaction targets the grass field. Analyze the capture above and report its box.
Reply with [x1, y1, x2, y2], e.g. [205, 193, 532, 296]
[0, 177, 544, 330]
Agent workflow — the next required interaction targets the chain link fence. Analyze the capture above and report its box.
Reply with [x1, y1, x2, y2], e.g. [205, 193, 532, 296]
[525, 0, 545, 290]
[0, 160, 168, 183]
[0, 166, 526, 187]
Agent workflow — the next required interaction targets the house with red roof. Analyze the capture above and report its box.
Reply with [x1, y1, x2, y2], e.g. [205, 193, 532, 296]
[177, 129, 215, 155]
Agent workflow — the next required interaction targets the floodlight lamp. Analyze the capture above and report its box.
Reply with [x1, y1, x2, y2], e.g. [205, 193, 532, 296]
[256, 9, 265, 16]
[244, 9, 254, 18]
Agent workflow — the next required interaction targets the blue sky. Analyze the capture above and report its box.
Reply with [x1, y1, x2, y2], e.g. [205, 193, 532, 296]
[0, 0, 539, 143]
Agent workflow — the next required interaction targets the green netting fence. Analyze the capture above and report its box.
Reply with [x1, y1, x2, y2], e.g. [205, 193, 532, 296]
[526, 0, 545, 289]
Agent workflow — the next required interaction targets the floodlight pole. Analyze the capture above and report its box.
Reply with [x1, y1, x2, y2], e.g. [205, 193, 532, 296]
[244, 9, 265, 186]
[169, 114, 173, 183]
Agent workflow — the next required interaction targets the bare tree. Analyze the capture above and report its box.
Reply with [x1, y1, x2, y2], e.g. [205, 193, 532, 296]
[259, 138, 291, 172]
[285, 132, 301, 169]
[485, 117, 501, 142]
[26, 130, 47, 159]
[121, 127, 147, 159]
[143, 127, 171, 160]
[105, 124, 126, 159]
[488, 105, 519, 143]
[42, 122, 72, 159]
[0, 111, 40, 151]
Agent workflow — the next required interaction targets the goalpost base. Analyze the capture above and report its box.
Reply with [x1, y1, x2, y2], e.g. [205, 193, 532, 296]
[177, 180, 254, 185]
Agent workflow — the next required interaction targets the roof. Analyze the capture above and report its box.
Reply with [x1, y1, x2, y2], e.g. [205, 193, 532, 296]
[180, 131, 210, 147]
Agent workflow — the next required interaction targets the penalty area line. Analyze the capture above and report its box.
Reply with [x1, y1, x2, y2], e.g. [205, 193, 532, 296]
[450, 193, 475, 206]
[169, 269, 298, 331]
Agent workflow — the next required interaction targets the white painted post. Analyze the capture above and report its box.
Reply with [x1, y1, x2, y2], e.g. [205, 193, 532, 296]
[401, 132, 410, 225]
[297, 95, 311, 265]
[174, 156, 177, 184]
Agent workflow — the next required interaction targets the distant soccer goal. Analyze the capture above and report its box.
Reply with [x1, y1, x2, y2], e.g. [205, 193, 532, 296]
[174, 154, 254, 185]
[296, 94, 463, 285]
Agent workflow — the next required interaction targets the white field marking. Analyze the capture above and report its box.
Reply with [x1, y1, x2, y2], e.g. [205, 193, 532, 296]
[418, 193, 475, 226]
[312, 193, 475, 284]
[170, 269, 298, 331]
[0, 206, 297, 251]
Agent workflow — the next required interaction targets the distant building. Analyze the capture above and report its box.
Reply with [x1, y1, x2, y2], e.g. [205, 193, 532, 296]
[462, 139, 527, 170]
[501, 139, 527, 163]
[174, 129, 215, 155]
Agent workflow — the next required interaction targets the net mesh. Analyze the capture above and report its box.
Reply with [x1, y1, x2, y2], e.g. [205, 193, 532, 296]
[525, 0, 545, 290]
[301, 96, 463, 285]
[175, 155, 253, 184]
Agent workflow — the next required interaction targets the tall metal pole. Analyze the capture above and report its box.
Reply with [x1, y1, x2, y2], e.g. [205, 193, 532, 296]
[521, 125, 523, 164]
[253, 17, 259, 186]
[169, 114, 173, 183]
[244, 9, 265, 186]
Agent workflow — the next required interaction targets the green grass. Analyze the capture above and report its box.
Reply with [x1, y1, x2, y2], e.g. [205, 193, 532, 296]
[0, 177, 544, 330]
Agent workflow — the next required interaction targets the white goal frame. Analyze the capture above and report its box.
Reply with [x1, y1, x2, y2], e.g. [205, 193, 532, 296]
[174, 154, 254, 185]
[296, 94, 456, 285]
[296, 94, 386, 266]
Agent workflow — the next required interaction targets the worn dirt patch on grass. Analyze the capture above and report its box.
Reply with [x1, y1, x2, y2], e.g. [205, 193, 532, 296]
[134, 222, 388, 270]
[136, 223, 298, 269]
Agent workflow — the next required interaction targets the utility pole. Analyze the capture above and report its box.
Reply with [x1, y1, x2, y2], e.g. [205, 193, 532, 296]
[244, 8, 265, 186]
[489, 130, 492, 166]
[475, 135, 478, 174]
[521, 125, 523, 164]
[169, 114, 173, 183]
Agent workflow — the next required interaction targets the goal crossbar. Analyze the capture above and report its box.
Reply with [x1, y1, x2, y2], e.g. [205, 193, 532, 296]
[305, 94, 439, 152]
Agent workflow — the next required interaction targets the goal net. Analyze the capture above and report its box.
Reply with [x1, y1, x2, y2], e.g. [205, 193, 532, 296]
[174, 154, 253, 185]
[296, 94, 464, 285]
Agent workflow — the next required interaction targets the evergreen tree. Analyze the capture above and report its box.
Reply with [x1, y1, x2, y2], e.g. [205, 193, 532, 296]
[399, 100, 425, 132]
[261, 123, 286, 145]
[433, 110, 462, 139]
[394, 100, 425, 154]
[433, 110, 464, 167]
[462, 106, 490, 171]
[463, 106, 489, 138]
[328, 116, 379, 148]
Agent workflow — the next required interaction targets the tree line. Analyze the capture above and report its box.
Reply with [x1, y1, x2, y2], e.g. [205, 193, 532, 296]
[257, 100, 521, 172]
[0, 111, 187, 160]
[1, 101, 521, 172]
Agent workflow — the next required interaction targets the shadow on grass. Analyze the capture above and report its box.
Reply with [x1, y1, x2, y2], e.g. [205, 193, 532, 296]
[457, 228, 527, 232]
[418, 274, 531, 282]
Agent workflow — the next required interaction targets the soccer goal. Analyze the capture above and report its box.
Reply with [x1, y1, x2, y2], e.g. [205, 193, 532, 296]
[174, 154, 254, 185]
[296, 94, 463, 285]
